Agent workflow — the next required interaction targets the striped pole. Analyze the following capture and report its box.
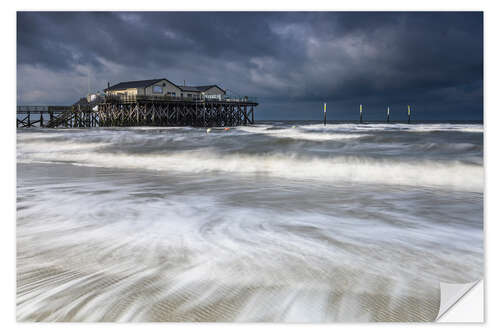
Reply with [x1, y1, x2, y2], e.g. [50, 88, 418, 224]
[387, 106, 390, 123]
[360, 104, 363, 123]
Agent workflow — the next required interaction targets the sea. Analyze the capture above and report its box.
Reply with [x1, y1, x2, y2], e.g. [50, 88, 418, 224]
[16, 121, 484, 322]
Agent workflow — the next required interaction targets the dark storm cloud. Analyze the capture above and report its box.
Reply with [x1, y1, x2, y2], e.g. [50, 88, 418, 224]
[17, 12, 288, 71]
[17, 11, 483, 120]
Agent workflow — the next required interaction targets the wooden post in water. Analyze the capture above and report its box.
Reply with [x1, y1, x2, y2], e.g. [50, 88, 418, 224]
[27, 111, 31, 127]
[386, 106, 390, 123]
[323, 103, 327, 126]
[359, 104, 363, 123]
[408, 105, 411, 124]
[40, 112, 43, 127]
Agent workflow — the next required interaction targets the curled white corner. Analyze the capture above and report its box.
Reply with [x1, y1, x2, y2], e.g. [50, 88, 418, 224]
[436, 280, 483, 322]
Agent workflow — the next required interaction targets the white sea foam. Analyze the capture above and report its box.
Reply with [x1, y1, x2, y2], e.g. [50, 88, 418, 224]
[299, 123, 483, 133]
[16, 172, 483, 321]
[238, 126, 368, 141]
[235, 123, 483, 143]
[16, 126, 484, 321]
[17, 142, 483, 192]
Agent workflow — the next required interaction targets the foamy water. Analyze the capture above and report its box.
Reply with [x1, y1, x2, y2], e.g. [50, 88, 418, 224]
[17, 121, 483, 322]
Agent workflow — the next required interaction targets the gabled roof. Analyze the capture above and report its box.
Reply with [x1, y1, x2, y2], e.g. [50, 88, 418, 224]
[195, 85, 226, 93]
[179, 85, 226, 93]
[105, 78, 176, 91]
[178, 85, 202, 92]
[105, 79, 226, 93]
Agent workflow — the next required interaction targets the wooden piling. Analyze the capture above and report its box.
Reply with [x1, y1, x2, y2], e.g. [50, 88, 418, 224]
[408, 105, 411, 124]
[359, 104, 363, 123]
[17, 97, 257, 129]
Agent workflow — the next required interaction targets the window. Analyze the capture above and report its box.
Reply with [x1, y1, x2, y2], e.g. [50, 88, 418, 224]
[187, 93, 192, 97]
[153, 85, 163, 94]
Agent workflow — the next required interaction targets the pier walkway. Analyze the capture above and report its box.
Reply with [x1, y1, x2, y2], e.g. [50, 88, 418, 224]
[17, 95, 258, 128]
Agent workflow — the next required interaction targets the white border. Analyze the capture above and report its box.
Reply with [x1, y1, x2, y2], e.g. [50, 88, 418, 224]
[3, 1, 497, 332]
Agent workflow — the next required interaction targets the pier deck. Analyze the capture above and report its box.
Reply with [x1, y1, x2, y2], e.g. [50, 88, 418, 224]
[17, 95, 258, 128]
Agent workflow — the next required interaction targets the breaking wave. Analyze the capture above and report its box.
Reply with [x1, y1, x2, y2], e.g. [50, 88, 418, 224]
[238, 125, 368, 141]
[18, 141, 483, 192]
[298, 123, 483, 133]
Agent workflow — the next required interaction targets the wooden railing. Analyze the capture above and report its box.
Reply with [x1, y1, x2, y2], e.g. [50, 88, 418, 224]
[17, 105, 73, 112]
[104, 94, 257, 104]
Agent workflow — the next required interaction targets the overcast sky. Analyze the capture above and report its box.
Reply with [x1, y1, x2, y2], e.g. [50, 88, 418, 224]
[17, 11, 483, 121]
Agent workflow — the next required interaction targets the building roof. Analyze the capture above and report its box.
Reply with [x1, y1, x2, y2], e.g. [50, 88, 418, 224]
[179, 85, 226, 93]
[195, 85, 226, 93]
[105, 79, 226, 93]
[105, 79, 165, 91]
[178, 85, 202, 92]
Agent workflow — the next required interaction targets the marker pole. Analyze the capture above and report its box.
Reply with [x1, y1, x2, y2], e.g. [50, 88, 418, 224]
[387, 106, 390, 123]
[360, 104, 363, 123]
[323, 103, 327, 126]
[408, 105, 411, 124]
